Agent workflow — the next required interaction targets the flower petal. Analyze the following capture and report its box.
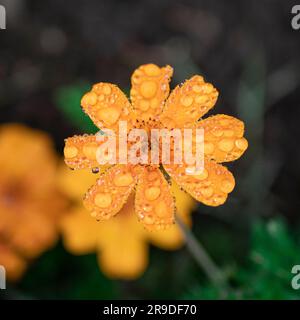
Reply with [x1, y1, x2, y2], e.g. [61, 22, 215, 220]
[163, 159, 235, 207]
[0, 243, 27, 281]
[0, 123, 57, 192]
[60, 208, 98, 254]
[81, 83, 135, 132]
[147, 181, 195, 249]
[64, 134, 110, 170]
[130, 64, 173, 121]
[197, 114, 248, 162]
[57, 165, 99, 200]
[98, 235, 148, 280]
[135, 166, 175, 231]
[9, 207, 58, 258]
[94, 193, 148, 279]
[160, 75, 218, 128]
[83, 165, 137, 220]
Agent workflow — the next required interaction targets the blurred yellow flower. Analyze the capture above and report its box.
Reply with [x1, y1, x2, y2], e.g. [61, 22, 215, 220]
[58, 166, 195, 279]
[0, 124, 66, 281]
[64, 64, 248, 231]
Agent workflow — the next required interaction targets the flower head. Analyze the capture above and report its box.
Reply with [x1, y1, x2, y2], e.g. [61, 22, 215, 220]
[0, 124, 65, 280]
[58, 165, 195, 279]
[64, 64, 248, 230]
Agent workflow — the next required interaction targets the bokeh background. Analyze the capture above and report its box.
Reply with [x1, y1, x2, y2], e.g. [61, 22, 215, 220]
[0, 0, 300, 299]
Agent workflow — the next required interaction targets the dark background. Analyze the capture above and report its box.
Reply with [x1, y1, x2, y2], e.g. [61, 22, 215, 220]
[0, 0, 300, 299]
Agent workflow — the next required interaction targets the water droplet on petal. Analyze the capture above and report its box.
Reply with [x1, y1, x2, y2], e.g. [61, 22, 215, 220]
[143, 204, 153, 212]
[92, 167, 99, 174]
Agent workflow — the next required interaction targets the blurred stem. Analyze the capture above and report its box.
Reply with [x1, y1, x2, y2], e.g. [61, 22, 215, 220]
[176, 215, 228, 290]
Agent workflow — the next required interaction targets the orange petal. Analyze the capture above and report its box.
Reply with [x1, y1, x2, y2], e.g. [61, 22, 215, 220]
[95, 194, 148, 279]
[135, 166, 175, 231]
[197, 114, 248, 162]
[98, 236, 148, 280]
[83, 165, 137, 220]
[147, 181, 195, 250]
[64, 134, 110, 170]
[130, 64, 173, 121]
[163, 159, 235, 207]
[160, 75, 218, 128]
[60, 208, 98, 255]
[57, 165, 99, 200]
[9, 208, 58, 259]
[0, 243, 27, 281]
[81, 83, 135, 132]
[0, 123, 57, 191]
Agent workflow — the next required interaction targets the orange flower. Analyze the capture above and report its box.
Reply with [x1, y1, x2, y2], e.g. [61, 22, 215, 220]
[0, 124, 65, 281]
[58, 165, 195, 279]
[63, 64, 248, 230]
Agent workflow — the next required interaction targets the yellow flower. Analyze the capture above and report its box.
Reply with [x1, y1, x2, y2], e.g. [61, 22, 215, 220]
[63, 64, 248, 230]
[0, 124, 65, 281]
[58, 165, 195, 279]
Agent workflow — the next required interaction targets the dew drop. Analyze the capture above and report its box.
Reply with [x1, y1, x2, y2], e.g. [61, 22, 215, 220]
[144, 215, 154, 224]
[143, 204, 153, 212]
[138, 213, 145, 220]
[92, 167, 99, 174]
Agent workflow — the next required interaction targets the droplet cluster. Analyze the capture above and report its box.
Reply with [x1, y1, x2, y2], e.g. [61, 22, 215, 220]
[64, 134, 107, 169]
[197, 114, 248, 162]
[131, 64, 173, 121]
[163, 159, 235, 206]
[81, 83, 135, 133]
[135, 166, 175, 230]
[83, 165, 137, 220]
[160, 75, 218, 128]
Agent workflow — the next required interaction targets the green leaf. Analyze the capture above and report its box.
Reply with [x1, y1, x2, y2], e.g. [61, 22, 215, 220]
[54, 83, 98, 133]
[183, 218, 300, 300]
